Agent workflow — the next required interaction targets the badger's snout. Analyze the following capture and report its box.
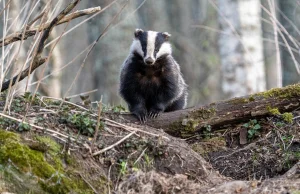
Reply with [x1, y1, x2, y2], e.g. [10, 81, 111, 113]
[144, 57, 155, 65]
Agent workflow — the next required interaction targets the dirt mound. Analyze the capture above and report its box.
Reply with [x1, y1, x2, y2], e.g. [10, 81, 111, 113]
[0, 93, 300, 193]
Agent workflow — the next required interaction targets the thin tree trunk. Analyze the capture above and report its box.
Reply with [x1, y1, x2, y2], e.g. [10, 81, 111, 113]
[261, 0, 281, 89]
[217, 0, 266, 98]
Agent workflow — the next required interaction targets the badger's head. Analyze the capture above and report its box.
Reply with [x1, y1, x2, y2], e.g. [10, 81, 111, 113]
[130, 29, 172, 65]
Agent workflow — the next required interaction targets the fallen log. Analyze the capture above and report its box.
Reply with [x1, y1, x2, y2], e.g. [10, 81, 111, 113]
[120, 84, 300, 137]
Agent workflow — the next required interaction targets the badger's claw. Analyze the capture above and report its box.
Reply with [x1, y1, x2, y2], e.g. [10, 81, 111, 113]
[148, 103, 164, 119]
[132, 107, 147, 124]
[148, 111, 161, 119]
[139, 115, 147, 123]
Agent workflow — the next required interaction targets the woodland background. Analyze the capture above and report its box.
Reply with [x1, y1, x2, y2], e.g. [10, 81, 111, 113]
[1, 0, 300, 108]
[1, 1, 300, 193]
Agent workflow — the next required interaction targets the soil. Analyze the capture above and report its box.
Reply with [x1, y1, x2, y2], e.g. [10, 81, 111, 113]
[204, 116, 300, 181]
[0, 93, 300, 193]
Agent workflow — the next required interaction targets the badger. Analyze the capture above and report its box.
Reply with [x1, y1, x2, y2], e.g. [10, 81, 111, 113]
[119, 29, 188, 122]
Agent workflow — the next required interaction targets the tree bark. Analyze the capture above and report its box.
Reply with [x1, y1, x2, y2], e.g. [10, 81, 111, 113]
[120, 84, 300, 137]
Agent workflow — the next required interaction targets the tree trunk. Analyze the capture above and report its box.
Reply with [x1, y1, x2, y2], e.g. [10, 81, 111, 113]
[261, 0, 281, 89]
[217, 0, 266, 98]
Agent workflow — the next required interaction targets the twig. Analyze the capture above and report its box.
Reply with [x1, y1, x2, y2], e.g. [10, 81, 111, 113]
[104, 118, 170, 140]
[27, 11, 45, 28]
[108, 164, 112, 194]
[0, 7, 101, 48]
[92, 131, 136, 156]
[79, 172, 99, 194]
[276, 130, 286, 150]
[67, 89, 98, 99]
[282, 160, 300, 178]
[286, 135, 295, 150]
[91, 98, 103, 151]
[104, 122, 141, 137]
[0, 112, 77, 142]
[0, 0, 12, 18]
[40, 96, 90, 112]
[213, 138, 266, 161]
[134, 147, 147, 165]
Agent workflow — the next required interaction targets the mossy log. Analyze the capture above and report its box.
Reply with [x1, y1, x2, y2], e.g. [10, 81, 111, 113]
[121, 84, 300, 137]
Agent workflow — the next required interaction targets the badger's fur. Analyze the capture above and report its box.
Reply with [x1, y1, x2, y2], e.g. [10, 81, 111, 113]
[119, 29, 188, 122]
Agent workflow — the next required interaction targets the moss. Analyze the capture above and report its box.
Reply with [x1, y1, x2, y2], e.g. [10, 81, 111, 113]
[167, 107, 216, 137]
[190, 107, 216, 120]
[35, 136, 63, 170]
[228, 97, 249, 104]
[191, 144, 206, 155]
[0, 129, 96, 193]
[282, 113, 293, 124]
[248, 95, 255, 102]
[35, 136, 61, 154]
[184, 119, 200, 131]
[266, 106, 293, 124]
[267, 106, 281, 115]
[253, 84, 300, 99]
[0, 130, 56, 181]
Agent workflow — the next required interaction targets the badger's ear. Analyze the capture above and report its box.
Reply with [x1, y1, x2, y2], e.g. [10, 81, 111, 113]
[162, 32, 171, 40]
[134, 29, 144, 38]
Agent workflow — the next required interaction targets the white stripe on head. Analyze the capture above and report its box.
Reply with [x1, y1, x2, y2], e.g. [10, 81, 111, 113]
[145, 31, 158, 61]
[156, 42, 172, 59]
[130, 39, 143, 57]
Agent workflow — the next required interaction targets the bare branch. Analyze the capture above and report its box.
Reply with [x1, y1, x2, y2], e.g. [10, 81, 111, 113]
[0, 6, 101, 48]
[1, 0, 82, 92]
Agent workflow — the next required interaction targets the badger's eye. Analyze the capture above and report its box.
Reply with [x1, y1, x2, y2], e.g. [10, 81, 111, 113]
[155, 49, 159, 52]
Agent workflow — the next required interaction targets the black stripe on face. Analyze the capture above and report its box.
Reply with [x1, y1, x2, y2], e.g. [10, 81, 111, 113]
[154, 33, 166, 58]
[136, 31, 148, 57]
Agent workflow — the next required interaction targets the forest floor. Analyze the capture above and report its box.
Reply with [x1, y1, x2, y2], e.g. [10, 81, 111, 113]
[0, 92, 299, 193]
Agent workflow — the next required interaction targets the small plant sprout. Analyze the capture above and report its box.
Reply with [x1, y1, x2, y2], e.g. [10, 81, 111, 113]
[17, 122, 31, 132]
[120, 160, 127, 175]
[243, 119, 261, 139]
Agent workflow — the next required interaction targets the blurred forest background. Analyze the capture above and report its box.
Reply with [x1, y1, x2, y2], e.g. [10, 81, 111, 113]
[1, 0, 300, 108]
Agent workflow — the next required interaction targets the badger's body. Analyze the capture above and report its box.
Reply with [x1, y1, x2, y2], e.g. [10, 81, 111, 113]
[119, 29, 188, 122]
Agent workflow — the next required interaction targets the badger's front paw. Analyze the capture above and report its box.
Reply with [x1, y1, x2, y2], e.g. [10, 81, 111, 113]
[131, 106, 148, 123]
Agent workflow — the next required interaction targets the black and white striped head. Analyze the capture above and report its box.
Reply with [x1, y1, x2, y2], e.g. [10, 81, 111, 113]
[130, 29, 172, 65]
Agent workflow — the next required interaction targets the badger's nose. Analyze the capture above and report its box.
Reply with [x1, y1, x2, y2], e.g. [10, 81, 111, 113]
[144, 57, 155, 65]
